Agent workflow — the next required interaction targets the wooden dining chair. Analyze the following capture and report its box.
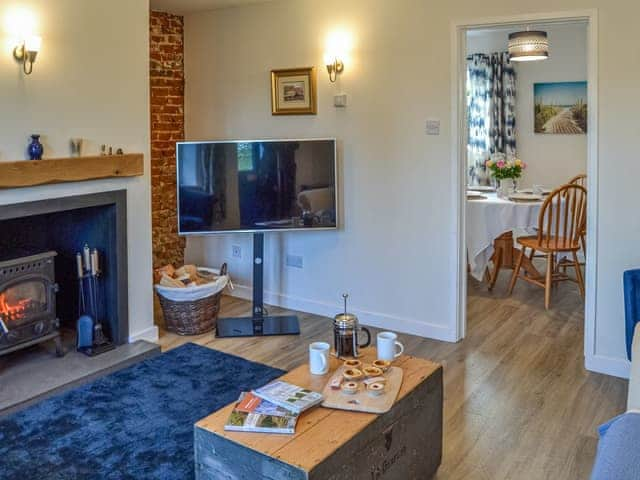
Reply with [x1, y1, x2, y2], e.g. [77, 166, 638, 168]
[568, 173, 587, 188]
[508, 184, 587, 310]
[560, 174, 587, 274]
[569, 174, 588, 253]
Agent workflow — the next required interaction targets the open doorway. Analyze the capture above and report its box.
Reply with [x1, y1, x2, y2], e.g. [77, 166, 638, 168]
[451, 12, 598, 365]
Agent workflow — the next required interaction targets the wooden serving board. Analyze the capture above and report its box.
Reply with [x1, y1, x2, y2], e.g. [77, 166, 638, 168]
[320, 365, 403, 414]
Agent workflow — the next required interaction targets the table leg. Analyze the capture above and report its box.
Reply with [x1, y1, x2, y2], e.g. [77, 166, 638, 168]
[488, 245, 503, 291]
[487, 232, 542, 289]
[487, 232, 514, 290]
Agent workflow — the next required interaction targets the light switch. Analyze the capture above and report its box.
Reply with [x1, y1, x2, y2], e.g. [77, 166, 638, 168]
[334, 94, 347, 108]
[426, 119, 440, 135]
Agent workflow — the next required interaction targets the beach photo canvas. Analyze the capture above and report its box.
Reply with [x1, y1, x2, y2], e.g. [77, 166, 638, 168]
[534, 82, 587, 134]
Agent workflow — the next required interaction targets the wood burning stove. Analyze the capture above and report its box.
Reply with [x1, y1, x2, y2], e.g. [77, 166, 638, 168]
[0, 251, 62, 357]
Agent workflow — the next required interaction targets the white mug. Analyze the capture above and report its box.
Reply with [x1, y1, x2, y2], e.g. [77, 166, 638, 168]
[309, 342, 330, 375]
[377, 332, 404, 361]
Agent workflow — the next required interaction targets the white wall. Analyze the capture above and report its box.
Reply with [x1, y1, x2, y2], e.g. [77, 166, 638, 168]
[467, 24, 588, 188]
[0, 0, 155, 342]
[184, 0, 640, 378]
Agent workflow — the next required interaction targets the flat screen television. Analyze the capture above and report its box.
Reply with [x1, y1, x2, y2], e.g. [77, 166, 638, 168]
[177, 139, 337, 234]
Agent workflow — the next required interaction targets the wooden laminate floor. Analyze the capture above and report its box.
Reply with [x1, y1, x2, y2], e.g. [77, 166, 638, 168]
[158, 271, 627, 480]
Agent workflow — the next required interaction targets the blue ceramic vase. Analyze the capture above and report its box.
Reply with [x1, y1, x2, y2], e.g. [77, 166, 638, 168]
[28, 134, 43, 160]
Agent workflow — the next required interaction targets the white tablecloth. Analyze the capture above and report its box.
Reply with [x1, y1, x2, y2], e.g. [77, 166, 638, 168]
[467, 193, 543, 281]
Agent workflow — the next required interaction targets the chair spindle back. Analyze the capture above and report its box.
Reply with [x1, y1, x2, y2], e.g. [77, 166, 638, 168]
[568, 174, 587, 188]
[536, 184, 587, 250]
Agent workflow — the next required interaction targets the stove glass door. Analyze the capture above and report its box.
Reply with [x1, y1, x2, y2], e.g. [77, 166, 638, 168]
[0, 280, 48, 328]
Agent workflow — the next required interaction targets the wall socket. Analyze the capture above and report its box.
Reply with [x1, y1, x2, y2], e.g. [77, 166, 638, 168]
[232, 245, 241, 258]
[425, 118, 440, 135]
[286, 254, 303, 268]
[334, 93, 347, 107]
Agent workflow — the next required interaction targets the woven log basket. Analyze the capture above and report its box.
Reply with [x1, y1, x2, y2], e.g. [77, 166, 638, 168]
[157, 264, 227, 335]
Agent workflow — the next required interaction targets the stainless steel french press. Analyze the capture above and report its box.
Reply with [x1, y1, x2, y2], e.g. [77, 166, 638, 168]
[333, 293, 371, 358]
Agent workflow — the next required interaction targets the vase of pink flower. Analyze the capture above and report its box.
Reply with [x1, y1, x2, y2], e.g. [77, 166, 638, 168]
[485, 156, 526, 198]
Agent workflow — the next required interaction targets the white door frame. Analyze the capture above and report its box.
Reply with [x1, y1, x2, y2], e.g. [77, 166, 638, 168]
[450, 10, 599, 368]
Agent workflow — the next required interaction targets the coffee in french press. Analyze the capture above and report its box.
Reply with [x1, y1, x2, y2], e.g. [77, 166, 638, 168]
[333, 293, 371, 358]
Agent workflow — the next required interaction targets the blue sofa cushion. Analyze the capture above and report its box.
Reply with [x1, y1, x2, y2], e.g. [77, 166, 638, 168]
[624, 269, 640, 360]
[591, 412, 640, 480]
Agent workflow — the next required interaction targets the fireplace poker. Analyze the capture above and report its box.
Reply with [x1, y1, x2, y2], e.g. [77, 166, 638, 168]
[84, 243, 97, 320]
[76, 253, 86, 315]
[76, 251, 94, 350]
[90, 249, 100, 322]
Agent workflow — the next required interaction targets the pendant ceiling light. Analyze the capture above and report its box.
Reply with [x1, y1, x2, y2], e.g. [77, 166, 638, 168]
[508, 29, 549, 62]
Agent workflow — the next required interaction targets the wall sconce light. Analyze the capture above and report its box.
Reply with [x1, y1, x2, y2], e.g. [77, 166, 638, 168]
[13, 35, 42, 75]
[325, 55, 344, 83]
[325, 30, 351, 83]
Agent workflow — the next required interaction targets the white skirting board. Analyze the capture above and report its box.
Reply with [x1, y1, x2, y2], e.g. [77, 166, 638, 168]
[128, 325, 159, 343]
[586, 353, 631, 379]
[221, 286, 629, 377]
[226, 284, 457, 342]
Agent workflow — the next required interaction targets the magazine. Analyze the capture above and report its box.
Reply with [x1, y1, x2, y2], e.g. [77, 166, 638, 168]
[224, 392, 298, 434]
[252, 381, 324, 414]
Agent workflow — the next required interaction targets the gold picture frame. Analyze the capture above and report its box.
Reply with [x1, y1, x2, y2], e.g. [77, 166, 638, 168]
[271, 67, 317, 115]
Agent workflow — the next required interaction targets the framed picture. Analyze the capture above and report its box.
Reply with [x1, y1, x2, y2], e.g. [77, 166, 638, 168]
[271, 67, 317, 115]
[534, 81, 587, 134]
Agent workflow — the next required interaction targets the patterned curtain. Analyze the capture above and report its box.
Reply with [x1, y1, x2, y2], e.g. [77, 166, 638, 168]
[466, 52, 516, 185]
[467, 55, 491, 156]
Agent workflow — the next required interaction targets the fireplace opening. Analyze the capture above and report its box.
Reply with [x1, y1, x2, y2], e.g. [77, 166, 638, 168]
[0, 191, 128, 355]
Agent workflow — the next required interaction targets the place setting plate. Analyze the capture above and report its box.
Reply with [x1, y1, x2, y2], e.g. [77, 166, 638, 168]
[466, 190, 487, 200]
[467, 185, 496, 192]
[509, 192, 544, 203]
[517, 187, 552, 195]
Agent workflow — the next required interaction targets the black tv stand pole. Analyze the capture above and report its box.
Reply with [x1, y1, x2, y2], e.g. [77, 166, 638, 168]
[216, 232, 301, 338]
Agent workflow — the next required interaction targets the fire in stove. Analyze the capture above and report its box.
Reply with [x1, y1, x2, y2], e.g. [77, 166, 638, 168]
[0, 281, 47, 325]
[0, 293, 44, 323]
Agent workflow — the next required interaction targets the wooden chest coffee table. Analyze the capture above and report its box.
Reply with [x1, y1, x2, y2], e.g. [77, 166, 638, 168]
[194, 349, 443, 480]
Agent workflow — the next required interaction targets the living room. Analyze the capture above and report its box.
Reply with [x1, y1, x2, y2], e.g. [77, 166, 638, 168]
[1, 0, 639, 479]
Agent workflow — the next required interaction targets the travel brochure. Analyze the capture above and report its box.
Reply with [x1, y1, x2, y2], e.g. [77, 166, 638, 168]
[224, 381, 324, 435]
[252, 381, 324, 414]
[224, 392, 299, 434]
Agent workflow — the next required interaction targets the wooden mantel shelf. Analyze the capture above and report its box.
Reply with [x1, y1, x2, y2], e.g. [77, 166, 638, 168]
[0, 153, 144, 189]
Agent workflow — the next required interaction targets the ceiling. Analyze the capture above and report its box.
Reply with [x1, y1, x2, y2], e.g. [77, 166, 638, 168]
[467, 20, 588, 37]
[149, 0, 271, 14]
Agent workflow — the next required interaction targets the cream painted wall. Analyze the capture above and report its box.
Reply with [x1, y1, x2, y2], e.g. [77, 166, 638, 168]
[467, 24, 588, 189]
[0, 0, 155, 342]
[184, 0, 640, 377]
[184, 0, 456, 341]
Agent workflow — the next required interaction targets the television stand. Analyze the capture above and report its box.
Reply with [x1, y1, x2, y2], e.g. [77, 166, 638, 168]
[216, 233, 300, 338]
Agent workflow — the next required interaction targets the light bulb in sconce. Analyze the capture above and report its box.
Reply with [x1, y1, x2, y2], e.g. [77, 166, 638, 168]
[25, 35, 42, 53]
[13, 35, 42, 75]
[324, 30, 352, 83]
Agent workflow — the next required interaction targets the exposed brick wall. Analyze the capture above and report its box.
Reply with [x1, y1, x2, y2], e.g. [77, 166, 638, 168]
[150, 11, 186, 269]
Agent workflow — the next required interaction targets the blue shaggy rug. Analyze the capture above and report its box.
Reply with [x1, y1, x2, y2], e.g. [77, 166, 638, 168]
[0, 343, 284, 479]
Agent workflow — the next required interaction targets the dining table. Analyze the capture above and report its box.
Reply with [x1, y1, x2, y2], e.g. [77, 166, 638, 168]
[467, 191, 545, 287]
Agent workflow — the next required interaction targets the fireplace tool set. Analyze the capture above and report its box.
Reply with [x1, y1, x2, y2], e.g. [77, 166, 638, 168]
[75, 243, 114, 356]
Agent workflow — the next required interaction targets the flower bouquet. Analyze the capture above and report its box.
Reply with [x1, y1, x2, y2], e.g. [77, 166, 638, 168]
[485, 156, 526, 197]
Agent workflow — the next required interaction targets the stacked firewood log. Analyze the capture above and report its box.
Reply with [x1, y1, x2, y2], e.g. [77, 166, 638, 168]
[154, 264, 220, 288]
